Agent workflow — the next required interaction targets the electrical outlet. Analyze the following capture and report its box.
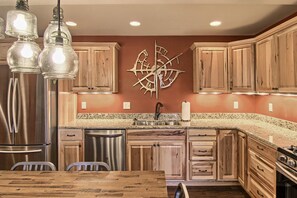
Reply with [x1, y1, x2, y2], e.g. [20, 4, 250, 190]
[123, 102, 131, 110]
[233, 101, 239, 109]
[81, 102, 87, 110]
[268, 103, 273, 112]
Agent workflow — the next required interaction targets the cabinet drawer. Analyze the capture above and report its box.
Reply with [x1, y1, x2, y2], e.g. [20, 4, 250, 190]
[250, 175, 274, 198]
[59, 129, 83, 141]
[189, 161, 216, 180]
[249, 149, 275, 191]
[190, 141, 216, 160]
[248, 137, 276, 163]
[188, 129, 217, 141]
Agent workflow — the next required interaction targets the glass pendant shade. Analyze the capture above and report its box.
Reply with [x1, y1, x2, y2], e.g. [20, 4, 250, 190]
[0, 17, 5, 39]
[43, 7, 72, 46]
[7, 38, 41, 73]
[43, 21, 72, 46]
[39, 43, 78, 79]
[5, 0, 38, 39]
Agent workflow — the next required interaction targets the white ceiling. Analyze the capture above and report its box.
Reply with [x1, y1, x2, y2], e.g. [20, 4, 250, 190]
[0, 0, 297, 36]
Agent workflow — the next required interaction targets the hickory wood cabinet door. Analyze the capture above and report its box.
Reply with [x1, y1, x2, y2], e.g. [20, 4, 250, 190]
[58, 129, 84, 171]
[238, 131, 247, 189]
[126, 129, 186, 180]
[191, 43, 228, 93]
[275, 24, 297, 93]
[256, 36, 279, 92]
[228, 40, 255, 92]
[71, 42, 119, 93]
[217, 130, 238, 181]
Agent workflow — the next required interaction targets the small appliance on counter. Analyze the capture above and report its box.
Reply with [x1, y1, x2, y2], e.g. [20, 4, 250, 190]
[181, 101, 191, 126]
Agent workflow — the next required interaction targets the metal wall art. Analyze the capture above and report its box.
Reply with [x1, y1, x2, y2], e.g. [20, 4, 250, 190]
[128, 41, 185, 99]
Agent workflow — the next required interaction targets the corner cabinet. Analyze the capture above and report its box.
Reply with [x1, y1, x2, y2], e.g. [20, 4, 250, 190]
[228, 39, 255, 92]
[256, 36, 279, 92]
[72, 42, 120, 93]
[238, 131, 247, 189]
[191, 43, 228, 93]
[275, 24, 297, 93]
[126, 129, 186, 180]
[217, 130, 238, 181]
[58, 129, 84, 171]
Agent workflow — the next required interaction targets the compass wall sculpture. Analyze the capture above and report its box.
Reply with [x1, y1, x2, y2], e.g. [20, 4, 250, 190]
[128, 41, 185, 99]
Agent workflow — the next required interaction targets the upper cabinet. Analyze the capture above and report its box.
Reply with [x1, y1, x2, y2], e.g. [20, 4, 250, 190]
[0, 42, 11, 65]
[72, 42, 120, 93]
[191, 43, 228, 93]
[255, 36, 279, 92]
[275, 24, 297, 93]
[228, 39, 255, 92]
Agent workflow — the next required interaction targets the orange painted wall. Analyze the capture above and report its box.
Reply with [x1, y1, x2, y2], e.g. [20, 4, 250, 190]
[255, 95, 297, 123]
[75, 36, 256, 113]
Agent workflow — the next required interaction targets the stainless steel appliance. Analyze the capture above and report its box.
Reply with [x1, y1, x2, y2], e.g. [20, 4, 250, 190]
[276, 145, 297, 198]
[0, 64, 57, 170]
[85, 129, 125, 171]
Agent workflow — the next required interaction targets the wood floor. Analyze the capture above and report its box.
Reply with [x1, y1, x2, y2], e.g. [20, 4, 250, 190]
[167, 186, 250, 198]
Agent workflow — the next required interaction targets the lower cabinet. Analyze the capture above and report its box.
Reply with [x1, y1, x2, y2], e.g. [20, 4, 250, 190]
[217, 130, 238, 181]
[126, 129, 186, 180]
[188, 129, 217, 181]
[238, 131, 247, 189]
[247, 137, 277, 198]
[58, 129, 84, 171]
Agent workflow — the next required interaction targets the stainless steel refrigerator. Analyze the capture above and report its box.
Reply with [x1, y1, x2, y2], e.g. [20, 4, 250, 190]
[0, 64, 57, 170]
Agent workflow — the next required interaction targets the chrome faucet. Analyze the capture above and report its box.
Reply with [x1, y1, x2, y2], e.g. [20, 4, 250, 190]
[154, 102, 163, 120]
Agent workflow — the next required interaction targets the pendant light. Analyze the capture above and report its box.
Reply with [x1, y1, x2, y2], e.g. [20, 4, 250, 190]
[39, 0, 78, 79]
[0, 17, 5, 39]
[43, 6, 72, 46]
[5, 0, 38, 39]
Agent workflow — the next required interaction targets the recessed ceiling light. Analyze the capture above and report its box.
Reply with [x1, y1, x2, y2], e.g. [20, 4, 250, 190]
[130, 21, 141, 27]
[210, 21, 222, 27]
[66, 21, 77, 27]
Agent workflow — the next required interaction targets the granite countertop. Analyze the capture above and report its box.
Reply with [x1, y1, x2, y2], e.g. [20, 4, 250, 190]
[60, 115, 297, 149]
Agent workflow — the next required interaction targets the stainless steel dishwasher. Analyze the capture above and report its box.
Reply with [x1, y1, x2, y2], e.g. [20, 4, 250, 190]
[84, 129, 125, 171]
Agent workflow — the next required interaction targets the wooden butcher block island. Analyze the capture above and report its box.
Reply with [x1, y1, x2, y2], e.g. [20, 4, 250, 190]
[0, 171, 168, 198]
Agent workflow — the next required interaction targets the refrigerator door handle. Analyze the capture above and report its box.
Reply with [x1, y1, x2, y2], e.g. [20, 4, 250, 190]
[7, 78, 13, 133]
[0, 149, 42, 154]
[12, 78, 19, 133]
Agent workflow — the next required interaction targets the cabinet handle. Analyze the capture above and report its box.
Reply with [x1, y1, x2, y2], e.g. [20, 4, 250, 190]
[153, 144, 156, 147]
[198, 150, 208, 153]
[157, 144, 160, 147]
[197, 134, 207, 136]
[67, 134, 76, 137]
[257, 145, 264, 151]
[272, 87, 278, 90]
[257, 190, 264, 198]
[198, 169, 207, 172]
[257, 165, 264, 172]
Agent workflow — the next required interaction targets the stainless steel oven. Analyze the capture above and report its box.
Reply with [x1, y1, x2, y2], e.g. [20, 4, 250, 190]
[276, 146, 297, 198]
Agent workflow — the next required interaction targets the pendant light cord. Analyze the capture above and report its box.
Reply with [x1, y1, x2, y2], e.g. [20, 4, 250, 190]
[57, 0, 61, 37]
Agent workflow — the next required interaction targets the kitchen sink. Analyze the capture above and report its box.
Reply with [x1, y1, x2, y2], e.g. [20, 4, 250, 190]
[132, 119, 180, 126]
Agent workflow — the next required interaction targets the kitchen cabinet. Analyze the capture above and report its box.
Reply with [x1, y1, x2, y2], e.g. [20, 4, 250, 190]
[71, 42, 120, 93]
[275, 24, 297, 93]
[58, 129, 84, 171]
[0, 42, 11, 65]
[247, 137, 276, 198]
[217, 130, 238, 181]
[188, 129, 217, 180]
[228, 39, 255, 92]
[191, 43, 228, 93]
[126, 129, 186, 180]
[238, 131, 247, 189]
[256, 36, 279, 92]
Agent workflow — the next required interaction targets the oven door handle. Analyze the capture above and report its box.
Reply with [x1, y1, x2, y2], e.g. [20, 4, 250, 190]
[276, 162, 297, 184]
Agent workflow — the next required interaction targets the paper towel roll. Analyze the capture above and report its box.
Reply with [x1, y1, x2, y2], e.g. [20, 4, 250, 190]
[182, 101, 191, 121]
